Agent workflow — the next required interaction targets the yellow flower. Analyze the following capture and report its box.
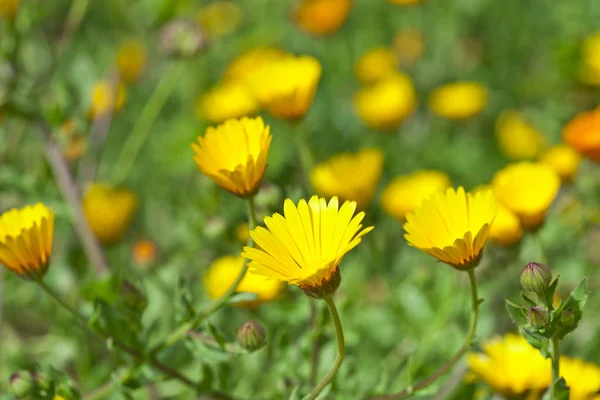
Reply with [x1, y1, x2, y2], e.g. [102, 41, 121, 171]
[196, 1, 243, 38]
[428, 81, 487, 120]
[491, 162, 561, 229]
[468, 333, 551, 397]
[388, 0, 424, 5]
[540, 144, 581, 183]
[354, 47, 397, 85]
[116, 39, 147, 84]
[83, 183, 138, 245]
[195, 80, 259, 123]
[472, 185, 523, 246]
[0, 0, 19, 19]
[224, 46, 287, 85]
[311, 148, 384, 210]
[580, 32, 600, 86]
[353, 72, 417, 131]
[249, 55, 322, 121]
[404, 187, 497, 270]
[235, 222, 250, 244]
[393, 28, 424, 66]
[88, 80, 126, 119]
[295, 0, 352, 36]
[0, 203, 54, 280]
[563, 108, 600, 163]
[203, 255, 283, 307]
[561, 357, 600, 400]
[191, 117, 271, 197]
[381, 170, 451, 220]
[496, 110, 546, 160]
[242, 196, 373, 298]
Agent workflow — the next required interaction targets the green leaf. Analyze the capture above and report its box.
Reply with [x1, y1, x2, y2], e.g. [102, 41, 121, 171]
[554, 278, 588, 340]
[542, 377, 570, 400]
[81, 275, 120, 305]
[521, 292, 538, 307]
[197, 364, 214, 392]
[505, 299, 527, 327]
[207, 321, 228, 349]
[543, 276, 560, 310]
[521, 328, 551, 358]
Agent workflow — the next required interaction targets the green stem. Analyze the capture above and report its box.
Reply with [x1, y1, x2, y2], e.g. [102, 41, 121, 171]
[292, 122, 316, 191]
[371, 269, 480, 400]
[305, 296, 345, 400]
[149, 197, 258, 356]
[111, 62, 183, 185]
[551, 337, 561, 399]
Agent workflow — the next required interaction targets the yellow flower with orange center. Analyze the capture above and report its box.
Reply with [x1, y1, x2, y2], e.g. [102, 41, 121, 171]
[393, 28, 424, 66]
[195, 80, 259, 123]
[404, 187, 497, 270]
[491, 162, 561, 229]
[311, 148, 384, 210]
[191, 117, 271, 197]
[353, 72, 417, 131]
[88, 80, 126, 119]
[354, 47, 397, 85]
[203, 255, 283, 307]
[540, 144, 581, 183]
[116, 39, 147, 84]
[563, 108, 600, 163]
[580, 32, 600, 86]
[242, 196, 373, 298]
[196, 1, 243, 38]
[428, 81, 487, 120]
[83, 183, 139, 245]
[496, 110, 546, 160]
[295, 0, 352, 36]
[0, 203, 54, 280]
[381, 170, 451, 220]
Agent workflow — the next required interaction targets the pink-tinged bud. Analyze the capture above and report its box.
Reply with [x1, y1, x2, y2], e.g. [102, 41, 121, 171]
[520, 262, 552, 294]
[237, 320, 266, 352]
[527, 306, 550, 328]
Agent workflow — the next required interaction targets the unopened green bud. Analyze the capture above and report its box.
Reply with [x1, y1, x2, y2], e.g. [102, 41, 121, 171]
[520, 262, 552, 294]
[9, 371, 33, 398]
[237, 320, 266, 352]
[527, 306, 550, 328]
[120, 281, 148, 311]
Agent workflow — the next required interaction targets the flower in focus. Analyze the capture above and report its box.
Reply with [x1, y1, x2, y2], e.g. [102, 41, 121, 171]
[116, 39, 147, 84]
[492, 162, 561, 229]
[563, 108, 600, 163]
[353, 72, 416, 131]
[196, 1, 243, 38]
[404, 187, 497, 270]
[387, 0, 424, 5]
[203, 255, 283, 307]
[560, 357, 600, 400]
[88, 80, 126, 119]
[83, 183, 139, 245]
[381, 170, 451, 220]
[0, 0, 19, 19]
[0, 203, 54, 280]
[540, 144, 581, 183]
[224, 46, 286, 85]
[580, 32, 600, 86]
[235, 222, 250, 244]
[428, 81, 487, 120]
[467, 333, 551, 397]
[295, 0, 352, 36]
[495, 110, 546, 160]
[354, 47, 397, 85]
[242, 196, 373, 298]
[393, 28, 424, 66]
[191, 116, 271, 197]
[249, 55, 322, 121]
[132, 239, 157, 267]
[195, 80, 259, 123]
[311, 148, 384, 210]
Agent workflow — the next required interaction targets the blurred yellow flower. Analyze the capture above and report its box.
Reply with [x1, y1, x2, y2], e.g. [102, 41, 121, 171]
[428, 81, 487, 120]
[132, 239, 157, 267]
[354, 72, 416, 131]
[242, 196, 373, 298]
[561, 357, 600, 400]
[83, 183, 139, 245]
[472, 185, 523, 247]
[393, 28, 424, 66]
[311, 148, 384, 210]
[88, 80, 126, 119]
[235, 222, 249, 244]
[116, 39, 147, 84]
[195, 80, 259, 123]
[295, 0, 352, 36]
[496, 111, 546, 160]
[388, 0, 424, 5]
[204, 255, 283, 307]
[196, 1, 243, 38]
[580, 32, 600, 86]
[563, 108, 600, 163]
[540, 144, 581, 183]
[191, 117, 271, 197]
[354, 47, 397, 85]
[250, 55, 322, 121]
[492, 162, 561, 229]
[0, 0, 19, 19]
[0, 203, 54, 280]
[224, 47, 286, 85]
[468, 333, 551, 397]
[381, 170, 451, 220]
[404, 187, 497, 269]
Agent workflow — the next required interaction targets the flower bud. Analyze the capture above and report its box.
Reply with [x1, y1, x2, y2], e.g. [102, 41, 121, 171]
[120, 281, 148, 312]
[159, 19, 208, 58]
[9, 371, 33, 398]
[520, 262, 552, 294]
[527, 306, 550, 328]
[560, 307, 575, 326]
[237, 320, 266, 352]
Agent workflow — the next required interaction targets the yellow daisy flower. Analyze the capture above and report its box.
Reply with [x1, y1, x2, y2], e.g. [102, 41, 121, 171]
[249, 55, 322, 121]
[242, 196, 373, 298]
[540, 144, 581, 183]
[203, 255, 283, 307]
[495, 110, 546, 160]
[295, 0, 352, 37]
[404, 187, 497, 270]
[88, 80, 126, 119]
[311, 148, 384, 210]
[491, 162, 561, 229]
[428, 81, 487, 120]
[561, 357, 600, 400]
[224, 46, 287, 85]
[354, 47, 397, 85]
[191, 116, 272, 197]
[0, 203, 55, 280]
[116, 39, 147, 84]
[195, 80, 259, 123]
[472, 185, 523, 247]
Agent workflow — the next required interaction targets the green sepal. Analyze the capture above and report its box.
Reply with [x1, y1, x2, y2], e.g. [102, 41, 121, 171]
[542, 377, 570, 400]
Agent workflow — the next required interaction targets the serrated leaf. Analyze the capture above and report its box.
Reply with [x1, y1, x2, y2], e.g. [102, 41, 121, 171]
[506, 299, 528, 327]
[542, 377, 570, 400]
